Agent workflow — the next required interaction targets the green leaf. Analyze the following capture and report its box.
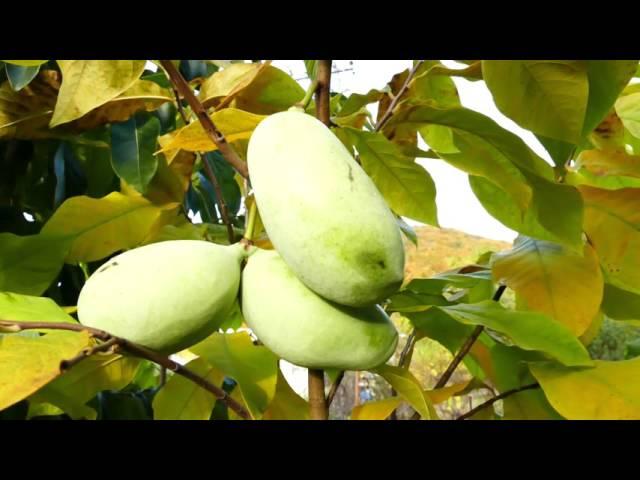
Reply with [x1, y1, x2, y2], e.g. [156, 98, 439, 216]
[469, 174, 584, 249]
[69, 129, 117, 198]
[5, 63, 40, 91]
[190, 332, 279, 419]
[583, 61, 638, 136]
[153, 357, 224, 420]
[2, 60, 48, 67]
[492, 236, 603, 336]
[342, 127, 438, 226]
[41, 192, 170, 263]
[0, 233, 70, 295]
[0, 292, 75, 324]
[490, 343, 563, 419]
[339, 89, 383, 117]
[50, 60, 145, 127]
[0, 330, 91, 411]
[482, 60, 589, 143]
[110, 114, 160, 194]
[579, 185, 640, 294]
[437, 302, 593, 367]
[601, 283, 640, 320]
[530, 358, 640, 419]
[616, 92, 640, 138]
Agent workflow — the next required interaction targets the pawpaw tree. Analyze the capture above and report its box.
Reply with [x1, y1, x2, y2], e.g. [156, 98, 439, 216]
[1, 59, 640, 420]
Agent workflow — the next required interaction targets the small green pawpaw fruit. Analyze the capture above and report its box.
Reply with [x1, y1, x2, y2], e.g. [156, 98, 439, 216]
[247, 109, 405, 307]
[78, 240, 245, 354]
[241, 248, 398, 370]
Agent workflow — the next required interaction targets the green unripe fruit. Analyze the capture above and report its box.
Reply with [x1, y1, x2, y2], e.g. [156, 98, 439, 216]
[78, 240, 244, 354]
[247, 109, 405, 307]
[241, 248, 398, 370]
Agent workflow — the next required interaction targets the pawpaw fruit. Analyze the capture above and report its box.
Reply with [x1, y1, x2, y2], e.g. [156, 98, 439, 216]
[241, 248, 398, 370]
[77, 240, 244, 354]
[247, 108, 405, 307]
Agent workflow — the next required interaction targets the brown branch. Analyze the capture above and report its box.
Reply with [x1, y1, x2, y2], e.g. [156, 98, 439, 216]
[159, 60, 249, 179]
[326, 371, 345, 408]
[60, 337, 119, 371]
[0, 320, 251, 420]
[171, 86, 190, 125]
[308, 369, 328, 420]
[456, 383, 539, 420]
[306, 60, 332, 421]
[375, 60, 424, 133]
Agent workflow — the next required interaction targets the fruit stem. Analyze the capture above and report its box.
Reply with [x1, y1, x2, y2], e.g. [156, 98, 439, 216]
[243, 200, 258, 243]
[308, 368, 328, 419]
[296, 79, 319, 111]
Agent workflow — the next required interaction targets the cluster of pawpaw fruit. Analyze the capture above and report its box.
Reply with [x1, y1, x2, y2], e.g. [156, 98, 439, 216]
[77, 108, 405, 370]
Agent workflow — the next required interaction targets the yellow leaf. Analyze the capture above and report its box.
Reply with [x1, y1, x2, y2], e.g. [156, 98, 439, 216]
[157, 108, 266, 154]
[351, 397, 403, 420]
[2, 60, 48, 67]
[199, 62, 270, 108]
[425, 380, 471, 404]
[373, 364, 432, 419]
[0, 330, 91, 411]
[50, 60, 146, 127]
[579, 311, 604, 346]
[492, 236, 603, 336]
[530, 358, 640, 419]
[262, 369, 310, 420]
[580, 185, 640, 294]
[41, 192, 174, 263]
[0, 70, 59, 139]
[71, 79, 173, 131]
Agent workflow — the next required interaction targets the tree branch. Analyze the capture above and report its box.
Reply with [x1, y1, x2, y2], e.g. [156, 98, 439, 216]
[201, 155, 237, 244]
[375, 60, 424, 133]
[159, 60, 249, 179]
[60, 337, 119, 371]
[456, 383, 540, 420]
[0, 320, 251, 420]
[306, 60, 332, 421]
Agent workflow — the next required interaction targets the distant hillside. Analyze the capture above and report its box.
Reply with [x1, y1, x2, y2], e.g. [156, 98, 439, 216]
[404, 225, 512, 281]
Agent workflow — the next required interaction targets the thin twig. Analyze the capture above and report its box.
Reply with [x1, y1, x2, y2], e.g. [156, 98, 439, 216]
[159, 60, 249, 179]
[308, 368, 328, 420]
[60, 337, 119, 371]
[0, 320, 251, 420]
[326, 371, 345, 408]
[388, 330, 417, 420]
[456, 383, 539, 420]
[171, 87, 190, 125]
[375, 60, 424, 133]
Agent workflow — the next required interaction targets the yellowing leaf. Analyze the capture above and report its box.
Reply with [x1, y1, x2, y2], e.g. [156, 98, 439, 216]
[190, 332, 279, 419]
[576, 149, 640, 178]
[262, 369, 310, 420]
[342, 128, 438, 226]
[351, 397, 403, 420]
[0, 233, 70, 296]
[157, 108, 265, 154]
[0, 70, 60, 139]
[0, 292, 75, 324]
[492, 236, 603, 336]
[41, 192, 171, 263]
[71, 79, 173, 131]
[0, 330, 91, 411]
[153, 357, 224, 420]
[373, 364, 432, 419]
[615, 91, 640, 138]
[579, 311, 604, 346]
[580, 185, 640, 294]
[199, 62, 269, 108]
[483, 60, 589, 143]
[425, 380, 471, 404]
[530, 358, 640, 419]
[51, 60, 146, 127]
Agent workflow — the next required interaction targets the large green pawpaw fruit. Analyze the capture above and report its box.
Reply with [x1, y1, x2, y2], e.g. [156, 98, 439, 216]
[78, 240, 244, 354]
[241, 248, 398, 370]
[247, 109, 405, 307]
